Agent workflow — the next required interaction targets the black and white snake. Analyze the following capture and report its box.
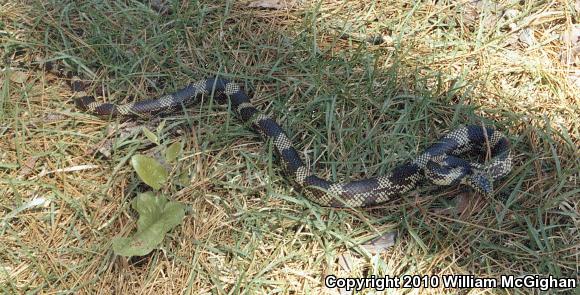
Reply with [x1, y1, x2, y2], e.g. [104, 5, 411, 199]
[51, 63, 512, 207]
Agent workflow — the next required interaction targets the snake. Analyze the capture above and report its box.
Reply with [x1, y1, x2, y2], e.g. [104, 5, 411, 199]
[48, 62, 512, 208]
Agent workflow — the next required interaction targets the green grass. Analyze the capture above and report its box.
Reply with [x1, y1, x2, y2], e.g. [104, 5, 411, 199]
[1, 1, 579, 294]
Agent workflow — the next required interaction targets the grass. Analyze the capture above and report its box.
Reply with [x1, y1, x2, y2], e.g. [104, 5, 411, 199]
[1, 0, 579, 294]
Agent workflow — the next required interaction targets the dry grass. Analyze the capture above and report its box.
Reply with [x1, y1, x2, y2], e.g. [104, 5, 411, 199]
[1, 0, 578, 294]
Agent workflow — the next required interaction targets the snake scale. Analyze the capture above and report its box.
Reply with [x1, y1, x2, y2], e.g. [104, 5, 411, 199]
[49, 63, 512, 208]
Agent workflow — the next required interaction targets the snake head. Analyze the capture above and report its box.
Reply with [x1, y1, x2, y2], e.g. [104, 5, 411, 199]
[464, 170, 494, 196]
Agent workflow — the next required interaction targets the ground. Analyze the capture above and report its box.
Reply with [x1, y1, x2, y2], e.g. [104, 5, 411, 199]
[0, 1, 578, 294]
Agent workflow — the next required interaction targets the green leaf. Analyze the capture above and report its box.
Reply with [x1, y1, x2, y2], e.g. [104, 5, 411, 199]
[156, 120, 166, 134]
[165, 141, 183, 163]
[112, 192, 185, 257]
[178, 173, 190, 187]
[112, 236, 157, 257]
[131, 155, 168, 190]
[142, 127, 159, 145]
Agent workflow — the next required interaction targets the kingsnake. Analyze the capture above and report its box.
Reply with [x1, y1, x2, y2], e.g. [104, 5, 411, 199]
[51, 63, 512, 208]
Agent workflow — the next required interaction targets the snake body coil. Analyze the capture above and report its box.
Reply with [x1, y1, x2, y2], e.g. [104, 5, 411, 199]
[69, 75, 512, 207]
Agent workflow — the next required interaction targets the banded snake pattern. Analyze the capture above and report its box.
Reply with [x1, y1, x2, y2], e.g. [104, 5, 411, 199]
[51, 63, 512, 207]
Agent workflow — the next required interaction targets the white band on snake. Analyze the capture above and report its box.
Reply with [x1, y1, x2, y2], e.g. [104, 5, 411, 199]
[50, 65, 511, 207]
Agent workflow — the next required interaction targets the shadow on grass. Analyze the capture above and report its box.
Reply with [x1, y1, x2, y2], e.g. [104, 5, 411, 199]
[1, 0, 578, 294]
